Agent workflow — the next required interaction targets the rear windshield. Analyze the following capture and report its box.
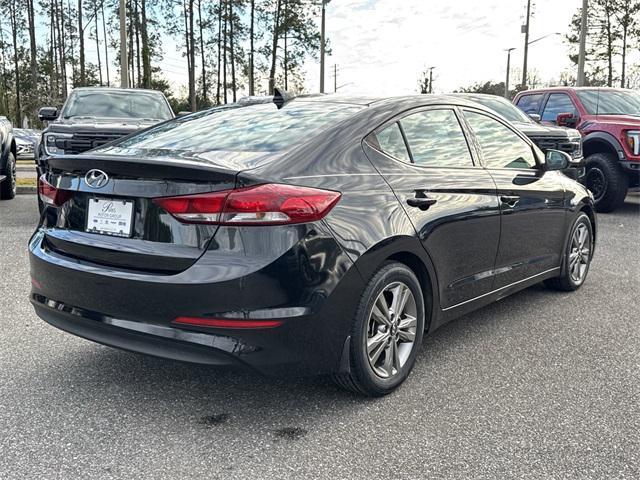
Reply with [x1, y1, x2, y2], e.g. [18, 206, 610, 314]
[62, 90, 173, 121]
[111, 102, 362, 153]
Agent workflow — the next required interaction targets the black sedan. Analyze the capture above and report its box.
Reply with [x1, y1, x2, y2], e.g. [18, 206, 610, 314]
[30, 94, 596, 396]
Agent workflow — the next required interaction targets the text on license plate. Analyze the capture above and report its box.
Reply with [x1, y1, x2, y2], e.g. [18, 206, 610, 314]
[86, 198, 134, 237]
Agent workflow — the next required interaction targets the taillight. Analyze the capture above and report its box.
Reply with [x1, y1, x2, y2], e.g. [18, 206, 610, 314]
[153, 184, 341, 225]
[38, 175, 73, 207]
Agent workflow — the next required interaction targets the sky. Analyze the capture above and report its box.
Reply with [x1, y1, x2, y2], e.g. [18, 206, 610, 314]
[306, 0, 583, 95]
[78, 0, 586, 96]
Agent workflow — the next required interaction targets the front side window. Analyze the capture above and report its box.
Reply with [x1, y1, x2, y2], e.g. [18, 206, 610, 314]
[516, 93, 544, 114]
[542, 93, 578, 123]
[399, 109, 473, 167]
[464, 111, 537, 169]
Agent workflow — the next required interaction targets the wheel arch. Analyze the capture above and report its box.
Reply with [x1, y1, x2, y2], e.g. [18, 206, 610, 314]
[583, 132, 624, 160]
[350, 235, 441, 334]
[386, 251, 435, 332]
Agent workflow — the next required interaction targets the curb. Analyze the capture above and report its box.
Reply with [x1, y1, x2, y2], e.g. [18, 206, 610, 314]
[17, 186, 37, 194]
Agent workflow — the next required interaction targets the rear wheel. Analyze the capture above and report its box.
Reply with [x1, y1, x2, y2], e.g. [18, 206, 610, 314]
[0, 152, 16, 200]
[585, 152, 627, 213]
[333, 262, 425, 396]
[545, 213, 593, 292]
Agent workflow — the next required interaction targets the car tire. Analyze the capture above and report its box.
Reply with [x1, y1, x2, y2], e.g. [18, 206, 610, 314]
[585, 152, 628, 213]
[545, 213, 593, 292]
[332, 262, 425, 396]
[0, 151, 16, 200]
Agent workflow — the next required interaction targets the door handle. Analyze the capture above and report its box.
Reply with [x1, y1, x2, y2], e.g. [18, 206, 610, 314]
[500, 195, 520, 207]
[406, 197, 438, 210]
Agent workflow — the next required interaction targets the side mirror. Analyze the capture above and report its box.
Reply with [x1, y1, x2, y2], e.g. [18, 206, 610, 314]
[545, 149, 571, 171]
[556, 112, 577, 128]
[528, 113, 541, 123]
[38, 107, 58, 121]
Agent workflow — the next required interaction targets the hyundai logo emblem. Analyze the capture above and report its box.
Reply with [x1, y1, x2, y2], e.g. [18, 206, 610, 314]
[85, 169, 109, 189]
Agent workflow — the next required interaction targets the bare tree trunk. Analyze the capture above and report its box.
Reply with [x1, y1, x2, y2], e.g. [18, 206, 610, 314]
[283, 0, 287, 90]
[198, 0, 207, 105]
[134, 0, 141, 86]
[128, 0, 135, 87]
[27, 0, 38, 94]
[140, 0, 151, 88]
[189, 0, 196, 109]
[57, 0, 68, 99]
[222, 0, 227, 104]
[67, 0, 76, 85]
[50, 0, 59, 99]
[101, 1, 110, 86]
[268, 0, 282, 95]
[94, 1, 102, 85]
[216, 0, 222, 104]
[78, 0, 85, 85]
[9, 1, 22, 125]
[249, 0, 254, 95]
[229, 0, 236, 102]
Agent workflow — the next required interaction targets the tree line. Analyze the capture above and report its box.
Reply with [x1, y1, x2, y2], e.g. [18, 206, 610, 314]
[0, 0, 324, 127]
[567, 0, 640, 87]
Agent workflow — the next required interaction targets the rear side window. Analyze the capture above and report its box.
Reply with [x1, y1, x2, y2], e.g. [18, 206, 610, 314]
[516, 93, 544, 114]
[399, 109, 473, 167]
[375, 122, 411, 162]
[108, 102, 362, 154]
[541, 93, 578, 123]
[464, 111, 536, 169]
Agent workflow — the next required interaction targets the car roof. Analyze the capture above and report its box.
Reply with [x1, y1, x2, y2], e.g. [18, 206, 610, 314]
[292, 93, 493, 109]
[518, 86, 634, 94]
[70, 87, 165, 95]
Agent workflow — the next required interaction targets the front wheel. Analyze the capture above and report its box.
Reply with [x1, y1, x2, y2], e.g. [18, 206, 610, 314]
[0, 152, 16, 200]
[332, 262, 425, 396]
[585, 152, 627, 213]
[545, 213, 593, 291]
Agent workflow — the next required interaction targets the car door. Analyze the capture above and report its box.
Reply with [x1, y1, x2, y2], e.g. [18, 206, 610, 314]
[461, 108, 566, 289]
[363, 107, 501, 309]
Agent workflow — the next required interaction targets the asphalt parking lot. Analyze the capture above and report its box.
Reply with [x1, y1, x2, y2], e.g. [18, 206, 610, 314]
[1, 194, 639, 480]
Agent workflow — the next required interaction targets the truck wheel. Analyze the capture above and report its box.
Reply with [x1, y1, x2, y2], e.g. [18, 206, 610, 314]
[0, 152, 16, 200]
[585, 152, 628, 213]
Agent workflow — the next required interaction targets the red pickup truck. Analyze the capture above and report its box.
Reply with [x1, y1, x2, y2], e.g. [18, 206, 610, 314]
[514, 87, 640, 212]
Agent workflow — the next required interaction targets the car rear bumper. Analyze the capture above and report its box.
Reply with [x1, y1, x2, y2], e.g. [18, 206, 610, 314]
[28, 223, 363, 376]
[32, 295, 239, 366]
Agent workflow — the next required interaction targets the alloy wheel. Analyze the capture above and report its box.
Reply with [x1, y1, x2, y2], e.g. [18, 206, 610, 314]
[366, 281, 417, 379]
[569, 223, 591, 284]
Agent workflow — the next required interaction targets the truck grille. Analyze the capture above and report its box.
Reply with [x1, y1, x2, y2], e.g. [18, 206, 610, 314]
[57, 132, 129, 154]
[530, 137, 582, 158]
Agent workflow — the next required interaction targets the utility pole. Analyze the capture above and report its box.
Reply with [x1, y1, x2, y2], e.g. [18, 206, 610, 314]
[119, 0, 128, 88]
[334, 64, 337, 93]
[521, 0, 531, 89]
[320, 0, 329, 93]
[577, 0, 588, 86]
[505, 48, 515, 98]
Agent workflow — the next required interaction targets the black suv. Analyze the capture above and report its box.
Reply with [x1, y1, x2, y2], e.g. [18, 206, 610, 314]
[36, 87, 174, 178]
[454, 94, 584, 180]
